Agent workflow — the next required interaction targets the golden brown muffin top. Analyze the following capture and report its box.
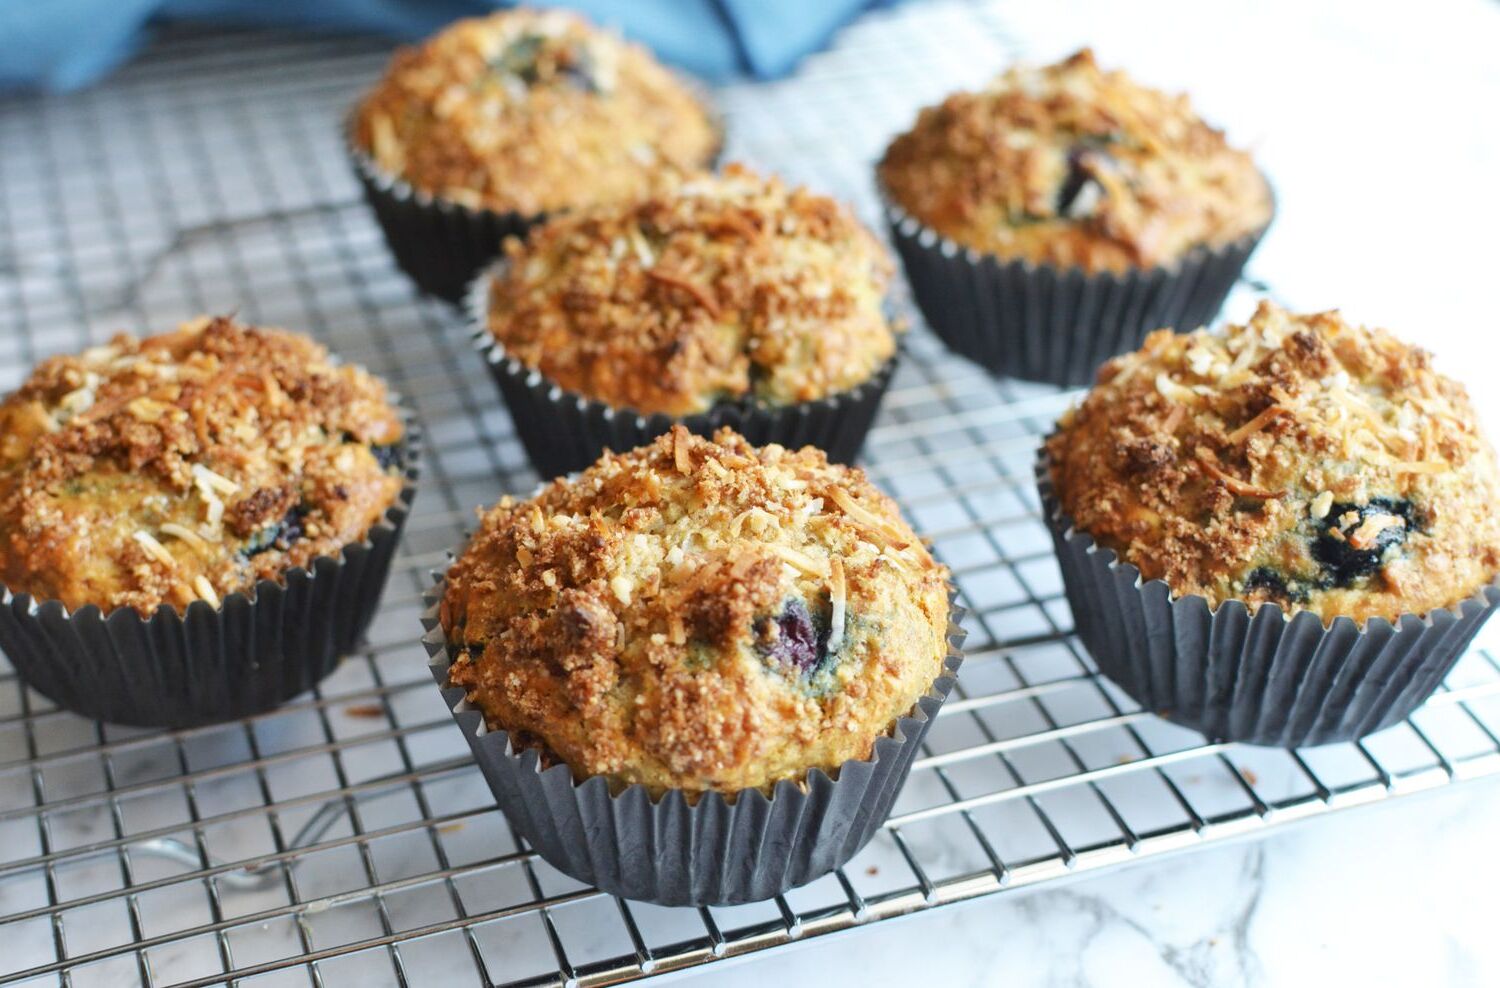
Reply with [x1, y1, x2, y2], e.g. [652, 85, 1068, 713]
[353, 8, 719, 215]
[0, 317, 406, 616]
[440, 426, 950, 796]
[878, 48, 1272, 272]
[1047, 302, 1500, 623]
[484, 164, 899, 416]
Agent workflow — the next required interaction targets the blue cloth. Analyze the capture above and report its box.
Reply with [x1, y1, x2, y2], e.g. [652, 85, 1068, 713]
[1, 0, 896, 92]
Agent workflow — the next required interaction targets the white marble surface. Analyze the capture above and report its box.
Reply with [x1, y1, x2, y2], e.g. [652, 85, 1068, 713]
[708, 1, 1500, 985]
[710, 780, 1500, 987]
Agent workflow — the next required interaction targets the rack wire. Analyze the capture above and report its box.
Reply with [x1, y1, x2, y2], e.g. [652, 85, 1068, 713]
[3, 2, 1500, 985]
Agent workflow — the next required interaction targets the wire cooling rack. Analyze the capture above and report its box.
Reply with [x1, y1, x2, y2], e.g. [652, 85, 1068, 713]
[4, 3, 1500, 985]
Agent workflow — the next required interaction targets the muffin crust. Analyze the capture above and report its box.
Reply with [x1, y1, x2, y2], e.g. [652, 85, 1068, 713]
[1047, 302, 1500, 623]
[485, 164, 898, 416]
[353, 8, 719, 215]
[879, 48, 1271, 272]
[0, 317, 405, 615]
[440, 426, 950, 796]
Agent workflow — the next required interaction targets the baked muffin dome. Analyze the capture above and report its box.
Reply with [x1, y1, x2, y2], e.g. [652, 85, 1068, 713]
[353, 8, 719, 216]
[440, 426, 950, 796]
[0, 317, 406, 615]
[878, 48, 1271, 273]
[483, 164, 899, 416]
[1046, 302, 1500, 623]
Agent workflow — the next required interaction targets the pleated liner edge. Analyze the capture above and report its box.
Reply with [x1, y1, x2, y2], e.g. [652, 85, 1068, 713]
[464, 270, 900, 480]
[1034, 445, 1500, 747]
[420, 574, 965, 906]
[0, 414, 424, 729]
[345, 101, 726, 305]
[877, 178, 1273, 387]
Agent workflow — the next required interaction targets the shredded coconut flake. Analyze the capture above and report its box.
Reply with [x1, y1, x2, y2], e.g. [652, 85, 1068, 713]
[133, 530, 176, 568]
[192, 575, 221, 608]
[191, 463, 240, 496]
[159, 523, 206, 549]
[764, 542, 828, 578]
[827, 556, 847, 654]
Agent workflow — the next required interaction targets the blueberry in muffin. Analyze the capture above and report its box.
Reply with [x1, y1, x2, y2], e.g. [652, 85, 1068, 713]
[0, 315, 416, 727]
[881, 49, 1270, 272]
[477, 163, 902, 476]
[877, 48, 1273, 384]
[349, 9, 720, 300]
[1041, 302, 1500, 745]
[439, 426, 950, 796]
[1046, 302, 1500, 624]
[0, 316, 406, 615]
[354, 9, 718, 216]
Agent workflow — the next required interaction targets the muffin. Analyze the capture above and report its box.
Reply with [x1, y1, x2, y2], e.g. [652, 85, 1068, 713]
[423, 426, 960, 903]
[0, 316, 419, 726]
[878, 48, 1273, 384]
[1040, 302, 1500, 746]
[349, 8, 721, 301]
[473, 164, 902, 478]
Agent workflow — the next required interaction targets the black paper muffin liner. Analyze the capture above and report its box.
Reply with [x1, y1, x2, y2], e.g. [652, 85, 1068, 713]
[879, 181, 1272, 386]
[348, 137, 540, 304]
[0, 418, 423, 729]
[421, 572, 964, 906]
[466, 271, 900, 479]
[346, 105, 725, 305]
[1036, 446, 1500, 747]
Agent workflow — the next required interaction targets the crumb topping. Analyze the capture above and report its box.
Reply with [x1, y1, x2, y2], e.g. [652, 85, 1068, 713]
[1047, 302, 1500, 622]
[353, 9, 719, 215]
[878, 48, 1272, 272]
[485, 164, 899, 415]
[0, 317, 405, 615]
[440, 426, 950, 795]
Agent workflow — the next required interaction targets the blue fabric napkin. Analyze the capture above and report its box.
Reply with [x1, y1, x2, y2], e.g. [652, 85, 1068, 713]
[1, 0, 898, 92]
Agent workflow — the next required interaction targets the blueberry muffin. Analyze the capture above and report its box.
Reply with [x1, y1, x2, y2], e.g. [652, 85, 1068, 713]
[439, 426, 950, 796]
[876, 48, 1273, 384]
[484, 164, 897, 415]
[0, 316, 406, 615]
[879, 48, 1270, 273]
[478, 164, 902, 476]
[353, 9, 718, 216]
[1045, 302, 1500, 624]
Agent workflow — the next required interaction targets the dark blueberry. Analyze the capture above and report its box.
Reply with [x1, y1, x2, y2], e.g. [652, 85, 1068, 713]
[370, 442, 401, 471]
[1241, 567, 1308, 604]
[754, 598, 830, 676]
[341, 431, 401, 471]
[1055, 144, 1112, 218]
[747, 361, 773, 401]
[488, 34, 597, 92]
[243, 504, 307, 557]
[1311, 497, 1417, 587]
[489, 34, 545, 82]
[555, 50, 599, 93]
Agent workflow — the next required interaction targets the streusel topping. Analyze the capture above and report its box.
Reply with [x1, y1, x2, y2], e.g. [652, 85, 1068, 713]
[354, 8, 719, 215]
[486, 164, 898, 416]
[879, 48, 1271, 272]
[0, 317, 405, 614]
[441, 427, 950, 795]
[1047, 302, 1500, 622]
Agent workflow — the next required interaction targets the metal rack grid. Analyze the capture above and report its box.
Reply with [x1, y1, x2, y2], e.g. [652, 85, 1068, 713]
[3, 2, 1500, 985]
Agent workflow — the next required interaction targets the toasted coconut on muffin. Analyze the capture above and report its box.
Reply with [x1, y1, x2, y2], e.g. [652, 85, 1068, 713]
[0, 316, 405, 614]
[1046, 302, 1500, 623]
[353, 8, 719, 216]
[879, 48, 1271, 273]
[483, 164, 899, 417]
[439, 426, 950, 796]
